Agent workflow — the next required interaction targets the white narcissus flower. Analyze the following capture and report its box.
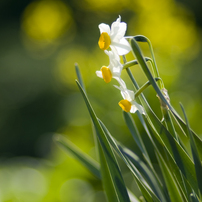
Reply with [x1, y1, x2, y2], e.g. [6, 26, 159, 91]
[96, 50, 125, 84]
[98, 16, 131, 55]
[114, 83, 145, 114]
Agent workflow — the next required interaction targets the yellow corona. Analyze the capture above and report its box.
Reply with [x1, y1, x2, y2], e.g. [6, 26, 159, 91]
[98, 32, 111, 50]
[118, 99, 132, 112]
[101, 66, 112, 83]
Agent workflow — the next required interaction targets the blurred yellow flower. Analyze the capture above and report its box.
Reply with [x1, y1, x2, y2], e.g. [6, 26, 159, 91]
[55, 46, 99, 89]
[129, 0, 199, 59]
[22, 0, 74, 42]
[76, 0, 130, 12]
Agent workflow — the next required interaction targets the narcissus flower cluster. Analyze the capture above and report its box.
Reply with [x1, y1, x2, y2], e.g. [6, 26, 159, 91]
[96, 16, 145, 115]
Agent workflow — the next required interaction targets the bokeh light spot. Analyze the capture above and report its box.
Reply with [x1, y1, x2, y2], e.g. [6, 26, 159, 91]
[22, 0, 74, 42]
[77, 0, 130, 12]
[60, 179, 94, 202]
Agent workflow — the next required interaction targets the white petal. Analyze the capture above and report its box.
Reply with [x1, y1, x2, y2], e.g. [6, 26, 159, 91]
[112, 38, 131, 55]
[111, 19, 121, 37]
[127, 89, 134, 100]
[96, 70, 103, 78]
[105, 50, 123, 76]
[98, 23, 110, 34]
[110, 16, 127, 41]
[113, 84, 120, 90]
[112, 67, 121, 76]
[130, 105, 138, 113]
[105, 50, 113, 61]
[113, 84, 126, 100]
[105, 49, 120, 63]
[121, 91, 127, 100]
[104, 49, 110, 56]
[111, 59, 122, 70]
[108, 48, 121, 62]
[130, 101, 145, 114]
[111, 22, 127, 41]
[113, 77, 126, 88]
[124, 89, 134, 101]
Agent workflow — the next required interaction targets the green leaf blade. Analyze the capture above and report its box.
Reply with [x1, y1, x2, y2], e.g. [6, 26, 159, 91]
[76, 80, 130, 202]
[99, 119, 164, 202]
[54, 134, 101, 178]
[123, 111, 149, 159]
[145, 109, 198, 194]
[180, 104, 202, 197]
[75, 63, 86, 92]
[98, 141, 119, 202]
[156, 152, 184, 202]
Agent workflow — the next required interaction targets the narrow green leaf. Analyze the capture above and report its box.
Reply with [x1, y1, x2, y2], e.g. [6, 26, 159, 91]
[162, 108, 178, 141]
[190, 193, 200, 202]
[180, 104, 202, 196]
[128, 189, 141, 202]
[125, 66, 194, 200]
[156, 152, 183, 202]
[133, 35, 148, 43]
[121, 147, 167, 202]
[99, 119, 164, 202]
[130, 38, 166, 104]
[75, 63, 86, 92]
[172, 111, 202, 160]
[142, 110, 198, 194]
[124, 65, 191, 201]
[123, 111, 149, 160]
[75, 67, 131, 201]
[131, 37, 202, 161]
[130, 38, 198, 196]
[54, 134, 101, 178]
[98, 140, 119, 202]
[133, 35, 161, 88]
[123, 111, 164, 193]
[76, 80, 130, 202]
[130, 38, 178, 120]
[146, 118, 192, 202]
[170, 112, 187, 137]
[54, 132, 141, 202]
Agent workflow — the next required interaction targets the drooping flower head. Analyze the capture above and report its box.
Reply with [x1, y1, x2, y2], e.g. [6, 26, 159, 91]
[98, 16, 131, 55]
[114, 83, 145, 114]
[96, 50, 124, 84]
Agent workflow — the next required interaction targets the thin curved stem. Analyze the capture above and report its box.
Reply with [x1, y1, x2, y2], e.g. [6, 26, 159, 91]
[127, 35, 163, 89]
[135, 78, 162, 98]
[123, 57, 153, 70]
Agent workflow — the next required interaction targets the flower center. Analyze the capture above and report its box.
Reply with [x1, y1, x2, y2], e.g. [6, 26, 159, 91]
[98, 32, 111, 50]
[118, 99, 131, 112]
[101, 66, 112, 83]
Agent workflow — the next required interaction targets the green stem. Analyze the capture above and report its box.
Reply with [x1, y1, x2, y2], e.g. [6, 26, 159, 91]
[135, 78, 162, 99]
[133, 36, 159, 76]
[130, 38, 170, 107]
[123, 57, 152, 69]
[126, 35, 164, 89]
[133, 35, 163, 89]
[122, 56, 139, 90]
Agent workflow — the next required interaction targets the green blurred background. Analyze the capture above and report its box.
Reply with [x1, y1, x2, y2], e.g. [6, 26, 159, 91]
[0, 0, 202, 201]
